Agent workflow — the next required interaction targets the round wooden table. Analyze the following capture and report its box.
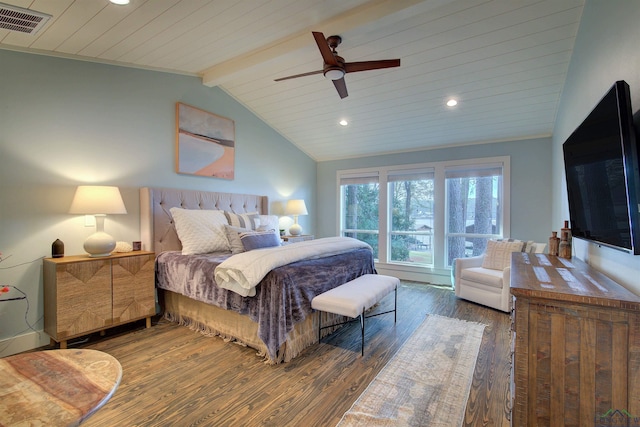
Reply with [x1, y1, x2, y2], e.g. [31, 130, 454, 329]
[0, 349, 122, 426]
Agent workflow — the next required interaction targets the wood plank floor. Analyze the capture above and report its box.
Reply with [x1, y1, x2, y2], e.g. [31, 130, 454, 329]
[77, 282, 511, 426]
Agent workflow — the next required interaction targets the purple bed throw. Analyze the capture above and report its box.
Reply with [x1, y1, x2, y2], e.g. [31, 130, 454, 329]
[155, 247, 376, 360]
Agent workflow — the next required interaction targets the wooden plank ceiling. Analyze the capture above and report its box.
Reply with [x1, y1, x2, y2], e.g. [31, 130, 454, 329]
[0, 0, 585, 161]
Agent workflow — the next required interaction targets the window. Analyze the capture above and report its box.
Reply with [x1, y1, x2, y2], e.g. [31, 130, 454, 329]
[388, 169, 435, 266]
[340, 172, 379, 258]
[338, 157, 509, 279]
[445, 165, 503, 266]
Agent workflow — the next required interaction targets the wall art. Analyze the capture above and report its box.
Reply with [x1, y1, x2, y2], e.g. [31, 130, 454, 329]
[176, 102, 235, 179]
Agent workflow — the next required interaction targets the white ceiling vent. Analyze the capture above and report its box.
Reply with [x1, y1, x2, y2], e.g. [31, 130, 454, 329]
[0, 2, 51, 35]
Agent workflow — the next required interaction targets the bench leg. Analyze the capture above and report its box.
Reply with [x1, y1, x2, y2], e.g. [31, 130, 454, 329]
[394, 286, 397, 323]
[361, 308, 365, 356]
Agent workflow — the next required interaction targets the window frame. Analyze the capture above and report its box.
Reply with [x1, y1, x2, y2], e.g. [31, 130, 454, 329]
[444, 163, 506, 264]
[336, 156, 510, 282]
[387, 168, 436, 267]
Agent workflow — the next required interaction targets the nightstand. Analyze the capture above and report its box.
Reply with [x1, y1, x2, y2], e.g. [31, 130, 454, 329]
[281, 235, 314, 243]
[43, 251, 156, 349]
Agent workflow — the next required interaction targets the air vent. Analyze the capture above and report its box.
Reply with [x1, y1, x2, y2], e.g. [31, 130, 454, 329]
[0, 2, 51, 35]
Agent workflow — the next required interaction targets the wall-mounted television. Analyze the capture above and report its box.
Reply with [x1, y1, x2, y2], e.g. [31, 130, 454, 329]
[563, 80, 640, 255]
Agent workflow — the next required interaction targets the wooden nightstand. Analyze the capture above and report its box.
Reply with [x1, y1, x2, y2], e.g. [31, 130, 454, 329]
[44, 251, 156, 349]
[281, 235, 314, 243]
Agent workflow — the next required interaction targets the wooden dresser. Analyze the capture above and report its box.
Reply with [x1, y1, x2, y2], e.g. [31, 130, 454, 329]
[44, 251, 156, 348]
[510, 252, 640, 427]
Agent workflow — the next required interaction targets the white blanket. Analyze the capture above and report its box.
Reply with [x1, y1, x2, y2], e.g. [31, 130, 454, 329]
[214, 236, 372, 297]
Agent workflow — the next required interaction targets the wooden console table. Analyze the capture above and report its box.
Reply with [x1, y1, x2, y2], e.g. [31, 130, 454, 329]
[0, 349, 122, 425]
[510, 252, 640, 426]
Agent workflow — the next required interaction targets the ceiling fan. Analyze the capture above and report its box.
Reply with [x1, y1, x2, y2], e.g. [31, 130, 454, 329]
[274, 32, 401, 99]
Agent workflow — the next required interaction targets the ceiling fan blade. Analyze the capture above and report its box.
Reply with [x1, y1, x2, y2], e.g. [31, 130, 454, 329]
[333, 77, 348, 99]
[274, 69, 323, 82]
[345, 59, 400, 73]
[313, 31, 338, 66]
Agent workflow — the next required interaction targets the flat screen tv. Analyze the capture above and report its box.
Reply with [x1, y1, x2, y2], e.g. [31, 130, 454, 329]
[563, 80, 640, 255]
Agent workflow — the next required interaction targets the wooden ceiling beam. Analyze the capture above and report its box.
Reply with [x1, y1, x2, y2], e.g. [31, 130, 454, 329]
[199, 0, 424, 87]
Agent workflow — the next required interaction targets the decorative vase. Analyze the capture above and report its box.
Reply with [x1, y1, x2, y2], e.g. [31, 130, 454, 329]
[548, 231, 560, 256]
[52, 239, 64, 258]
[559, 231, 572, 259]
[561, 220, 572, 244]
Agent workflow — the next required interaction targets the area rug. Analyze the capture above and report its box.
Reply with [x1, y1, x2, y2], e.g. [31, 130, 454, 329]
[336, 314, 485, 427]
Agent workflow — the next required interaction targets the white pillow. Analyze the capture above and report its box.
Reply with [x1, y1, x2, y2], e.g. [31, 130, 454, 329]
[481, 240, 525, 271]
[224, 211, 260, 230]
[495, 238, 546, 254]
[531, 242, 546, 253]
[258, 214, 279, 232]
[170, 207, 229, 255]
[224, 225, 249, 254]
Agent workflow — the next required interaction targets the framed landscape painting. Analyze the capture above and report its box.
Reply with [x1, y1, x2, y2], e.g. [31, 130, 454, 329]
[176, 103, 235, 179]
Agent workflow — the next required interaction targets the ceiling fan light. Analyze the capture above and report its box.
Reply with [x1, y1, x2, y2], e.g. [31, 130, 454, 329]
[324, 68, 345, 80]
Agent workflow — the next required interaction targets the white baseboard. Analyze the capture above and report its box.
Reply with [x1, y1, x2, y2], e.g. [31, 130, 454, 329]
[375, 264, 452, 286]
[0, 329, 50, 357]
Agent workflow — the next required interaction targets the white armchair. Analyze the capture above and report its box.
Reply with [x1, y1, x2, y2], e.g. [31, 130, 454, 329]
[453, 240, 545, 312]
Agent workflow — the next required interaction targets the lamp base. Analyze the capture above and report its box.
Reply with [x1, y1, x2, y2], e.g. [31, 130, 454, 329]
[84, 231, 116, 257]
[289, 223, 303, 236]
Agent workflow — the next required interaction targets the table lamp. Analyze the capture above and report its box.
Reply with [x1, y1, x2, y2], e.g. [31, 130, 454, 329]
[285, 199, 308, 236]
[69, 186, 127, 257]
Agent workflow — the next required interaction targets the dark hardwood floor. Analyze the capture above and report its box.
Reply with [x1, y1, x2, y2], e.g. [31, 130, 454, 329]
[77, 282, 511, 426]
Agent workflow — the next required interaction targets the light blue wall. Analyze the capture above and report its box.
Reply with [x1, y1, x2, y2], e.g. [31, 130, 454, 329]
[551, 0, 640, 293]
[317, 137, 552, 244]
[0, 50, 315, 355]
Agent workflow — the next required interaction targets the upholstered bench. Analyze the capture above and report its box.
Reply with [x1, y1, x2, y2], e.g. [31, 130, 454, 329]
[311, 274, 399, 355]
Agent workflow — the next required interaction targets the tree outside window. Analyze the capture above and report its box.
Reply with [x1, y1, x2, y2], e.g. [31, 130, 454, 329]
[338, 159, 507, 273]
[341, 181, 379, 258]
[446, 166, 503, 266]
[388, 170, 434, 265]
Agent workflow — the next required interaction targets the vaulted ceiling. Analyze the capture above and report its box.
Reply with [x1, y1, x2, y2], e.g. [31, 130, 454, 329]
[0, 0, 584, 161]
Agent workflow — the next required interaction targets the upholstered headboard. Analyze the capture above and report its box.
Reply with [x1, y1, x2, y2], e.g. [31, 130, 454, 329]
[140, 187, 269, 253]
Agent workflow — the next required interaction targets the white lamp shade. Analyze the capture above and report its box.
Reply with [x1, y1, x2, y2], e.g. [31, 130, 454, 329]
[69, 186, 127, 215]
[69, 186, 126, 257]
[285, 199, 307, 236]
[285, 199, 308, 216]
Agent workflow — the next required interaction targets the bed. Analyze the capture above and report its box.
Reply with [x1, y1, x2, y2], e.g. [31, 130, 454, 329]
[140, 187, 376, 363]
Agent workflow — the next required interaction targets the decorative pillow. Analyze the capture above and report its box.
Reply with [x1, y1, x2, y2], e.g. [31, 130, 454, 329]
[240, 230, 281, 251]
[530, 242, 546, 253]
[495, 238, 522, 244]
[482, 240, 525, 271]
[496, 238, 545, 254]
[224, 211, 260, 230]
[170, 207, 229, 255]
[224, 225, 250, 254]
[257, 214, 279, 232]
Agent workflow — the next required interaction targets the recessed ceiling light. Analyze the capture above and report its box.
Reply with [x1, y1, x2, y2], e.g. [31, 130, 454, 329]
[110, 0, 130, 5]
[339, 119, 348, 126]
[446, 99, 458, 107]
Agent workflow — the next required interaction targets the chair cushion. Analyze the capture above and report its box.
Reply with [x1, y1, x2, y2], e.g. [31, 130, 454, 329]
[482, 240, 525, 270]
[461, 267, 504, 289]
